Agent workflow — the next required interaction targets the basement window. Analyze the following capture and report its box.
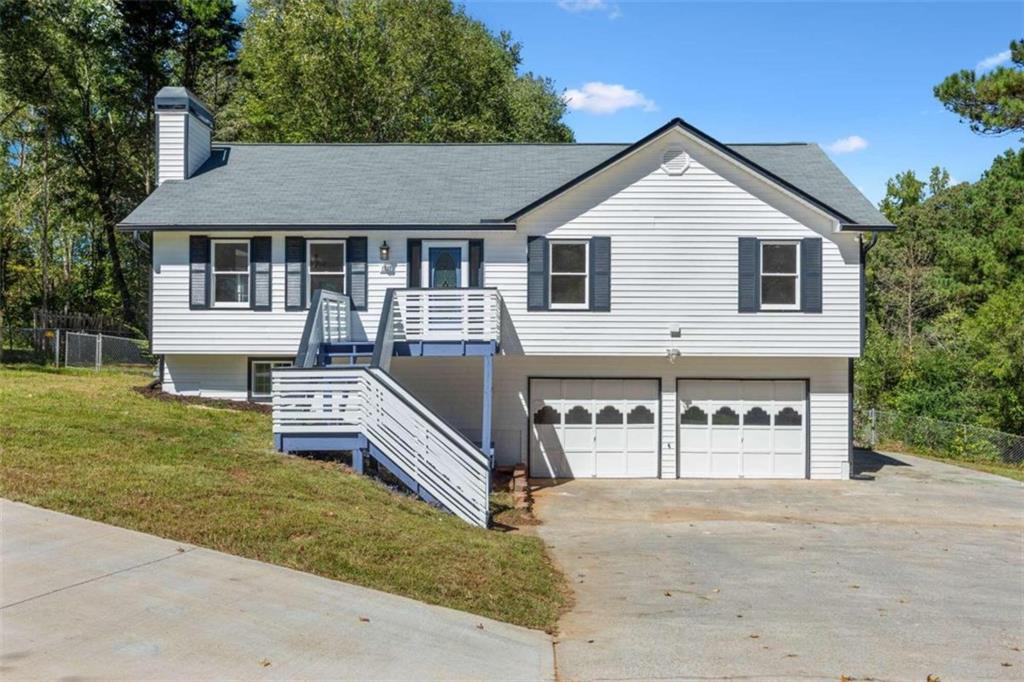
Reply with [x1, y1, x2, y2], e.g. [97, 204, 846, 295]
[212, 240, 250, 307]
[250, 359, 292, 401]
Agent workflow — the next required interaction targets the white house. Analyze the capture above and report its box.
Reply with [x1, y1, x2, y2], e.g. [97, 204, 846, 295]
[120, 87, 892, 526]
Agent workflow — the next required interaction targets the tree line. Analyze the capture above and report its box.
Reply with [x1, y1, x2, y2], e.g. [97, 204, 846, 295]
[860, 40, 1024, 434]
[1, 3, 1020, 433]
[0, 0, 571, 334]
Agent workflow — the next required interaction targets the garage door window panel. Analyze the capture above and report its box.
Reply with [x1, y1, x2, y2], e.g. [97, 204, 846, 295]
[534, 405, 561, 424]
[596, 406, 624, 424]
[565, 405, 593, 424]
[628, 405, 655, 424]
[712, 406, 740, 426]
[775, 407, 802, 426]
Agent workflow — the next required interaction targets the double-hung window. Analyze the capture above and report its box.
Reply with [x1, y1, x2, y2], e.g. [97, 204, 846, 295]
[549, 240, 588, 308]
[760, 241, 800, 310]
[307, 240, 345, 305]
[212, 239, 250, 307]
[250, 359, 292, 401]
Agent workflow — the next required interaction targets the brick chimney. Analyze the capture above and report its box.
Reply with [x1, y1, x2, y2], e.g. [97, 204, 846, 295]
[154, 87, 213, 186]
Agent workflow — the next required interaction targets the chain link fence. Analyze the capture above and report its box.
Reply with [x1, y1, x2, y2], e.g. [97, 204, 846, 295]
[64, 331, 150, 368]
[1, 327, 151, 369]
[855, 408, 1024, 466]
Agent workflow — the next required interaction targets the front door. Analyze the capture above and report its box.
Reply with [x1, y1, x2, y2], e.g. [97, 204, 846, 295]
[429, 247, 462, 289]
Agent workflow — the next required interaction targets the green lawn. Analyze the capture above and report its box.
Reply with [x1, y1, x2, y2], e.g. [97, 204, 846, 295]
[0, 365, 568, 630]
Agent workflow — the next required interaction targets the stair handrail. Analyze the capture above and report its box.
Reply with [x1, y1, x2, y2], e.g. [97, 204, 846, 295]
[367, 367, 490, 469]
[294, 289, 351, 368]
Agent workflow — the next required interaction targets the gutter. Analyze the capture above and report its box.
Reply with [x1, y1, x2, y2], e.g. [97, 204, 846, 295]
[116, 222, 518, 233]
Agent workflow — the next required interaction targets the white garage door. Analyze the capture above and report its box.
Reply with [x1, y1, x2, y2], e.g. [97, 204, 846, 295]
[678, 379, 806, 479]
[530, 379, 659, 478]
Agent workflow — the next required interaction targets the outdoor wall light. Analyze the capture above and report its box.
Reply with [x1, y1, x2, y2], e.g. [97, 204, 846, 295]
[379, 240, 391, 261]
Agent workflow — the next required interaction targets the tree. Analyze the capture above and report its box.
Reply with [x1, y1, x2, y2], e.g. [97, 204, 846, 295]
[934, 38, 1024, 136]
[222, 0, 573, 143]
[859, 151, 1024, 433]
[0, 0, 239, 329]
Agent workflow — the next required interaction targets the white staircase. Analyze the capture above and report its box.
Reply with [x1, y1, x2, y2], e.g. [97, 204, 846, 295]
[272, 288, 502, 527]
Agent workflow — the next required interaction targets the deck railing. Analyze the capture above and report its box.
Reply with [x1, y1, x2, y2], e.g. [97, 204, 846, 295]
[371, 288, 503, 372]
[272, 366, 490, 526]
[392, 288, 501, 343]
[294, 290, 351, 368]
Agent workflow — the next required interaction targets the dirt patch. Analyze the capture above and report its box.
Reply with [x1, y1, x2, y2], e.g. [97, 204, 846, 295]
[132, 383, 272, 414]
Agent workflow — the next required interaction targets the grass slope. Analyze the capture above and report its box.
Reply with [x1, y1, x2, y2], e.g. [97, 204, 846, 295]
[0, 366, 568, 630]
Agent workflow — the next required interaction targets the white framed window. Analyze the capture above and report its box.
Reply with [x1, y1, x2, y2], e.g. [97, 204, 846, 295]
[549, 240, 588, 309]
[760, 241, 800, 310]
[212, 239, 250, 307]
[250, 359, 292, 400]
[307, 239, 346, 305]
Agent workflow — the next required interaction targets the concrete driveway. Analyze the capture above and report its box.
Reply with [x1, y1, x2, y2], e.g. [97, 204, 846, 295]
[0, 500, 554, 681]
[534, 451, 1023, 682]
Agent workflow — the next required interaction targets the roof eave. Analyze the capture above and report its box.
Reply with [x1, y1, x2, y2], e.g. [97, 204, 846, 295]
[838, 223, 896, 232]
[116, 222, 518, 232]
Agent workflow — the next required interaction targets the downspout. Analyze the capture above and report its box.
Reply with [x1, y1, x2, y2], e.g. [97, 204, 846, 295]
[850, 230, 881, 476]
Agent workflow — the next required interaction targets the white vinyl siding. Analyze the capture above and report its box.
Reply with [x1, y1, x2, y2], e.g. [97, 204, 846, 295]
[156, 113, 186, 185]
[388, 355, 850, 479]
[152, 131, 860, 356]
[157, 112, 211, 184]
[186, 114, 211, 177]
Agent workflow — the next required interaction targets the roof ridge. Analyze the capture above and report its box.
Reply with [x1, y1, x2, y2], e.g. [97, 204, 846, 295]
[726, 142, 813, 147]
[211, 141, 631, 147]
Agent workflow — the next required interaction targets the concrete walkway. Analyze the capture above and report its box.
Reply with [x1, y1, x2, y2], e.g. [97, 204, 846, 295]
[0, 500, 554, 681]
[535, 451, 1024, 682]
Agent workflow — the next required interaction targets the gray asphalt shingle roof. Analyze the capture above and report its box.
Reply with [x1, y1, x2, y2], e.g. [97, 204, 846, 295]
[119, 138, 889, 229]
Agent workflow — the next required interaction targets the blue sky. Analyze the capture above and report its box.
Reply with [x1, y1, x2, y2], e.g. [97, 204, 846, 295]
[236, 1, 1022, 203]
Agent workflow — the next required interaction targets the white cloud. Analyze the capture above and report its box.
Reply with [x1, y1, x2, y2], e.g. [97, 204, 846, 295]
[557, 0, 622, 19]
[976, 49, 1011, 72]
[564, 82, 657, 115]
[825, 135, 869, 154]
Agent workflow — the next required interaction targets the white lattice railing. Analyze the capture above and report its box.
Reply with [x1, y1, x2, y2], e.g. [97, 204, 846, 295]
[272, 366, 490, 527]
[294, 290, 351, 368]
[391, 288, 501, 343]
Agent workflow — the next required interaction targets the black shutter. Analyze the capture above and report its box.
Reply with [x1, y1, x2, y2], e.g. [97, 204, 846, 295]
[250, 237, 272, 310]
[407, 239, 422, 288]
[469, 239, 484, 287]
[738, 237, 760, 313]
[801, 237, 823, 313]
[589, 236, 611, 312]
[527, 236, 548, 311]
[285, 236, 306, 310]
[347, 237, 368, 310]
[189, 235, 210, 309]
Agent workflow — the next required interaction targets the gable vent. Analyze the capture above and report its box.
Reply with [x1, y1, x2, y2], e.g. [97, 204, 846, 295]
[661, 148, 690, 176]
